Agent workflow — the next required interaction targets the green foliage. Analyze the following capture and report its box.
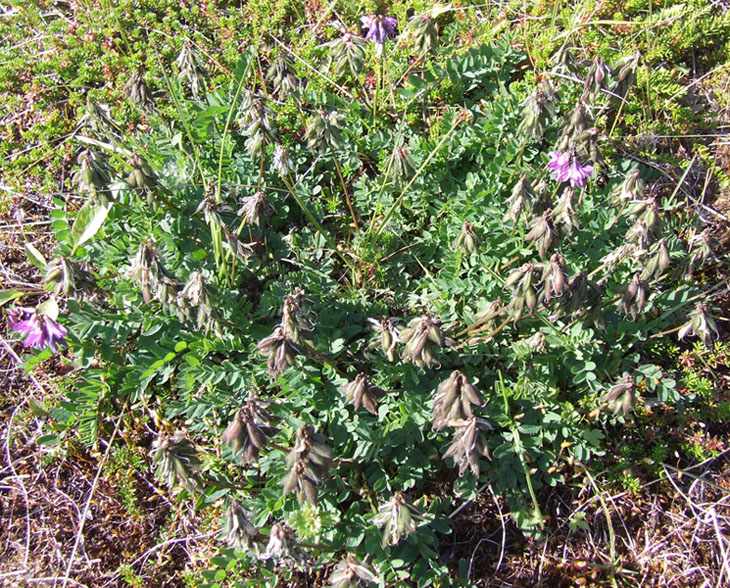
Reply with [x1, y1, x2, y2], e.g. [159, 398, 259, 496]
[7, 1, 730, 585]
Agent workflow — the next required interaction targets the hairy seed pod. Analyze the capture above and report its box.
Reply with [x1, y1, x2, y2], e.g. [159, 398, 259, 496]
[247, 422, 267, 449]
[525, 286, 537, 314]
[462, 383, 482, 406]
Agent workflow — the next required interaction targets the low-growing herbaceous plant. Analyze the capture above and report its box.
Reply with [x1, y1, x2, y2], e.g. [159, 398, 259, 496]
[4, 3, 728, 586]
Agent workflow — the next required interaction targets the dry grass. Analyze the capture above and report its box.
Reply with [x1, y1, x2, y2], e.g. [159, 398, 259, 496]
[0, 343, 217, 587]
[444, 457, 730, 587]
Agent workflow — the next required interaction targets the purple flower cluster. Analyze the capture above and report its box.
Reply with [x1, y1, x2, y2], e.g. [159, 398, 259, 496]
[547, 151, 594, 188]
[361, 14, 398, 45]
[8, 307, 67, 352]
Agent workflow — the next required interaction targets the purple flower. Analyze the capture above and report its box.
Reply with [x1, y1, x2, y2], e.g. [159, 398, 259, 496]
[546, 151, 594, 188]
[272, 145, 293, 176]
[8, 307, 68, 352]
[361, 15, 398, 45]
[565, 159, 594, 187]
[546, 151, 571, 180]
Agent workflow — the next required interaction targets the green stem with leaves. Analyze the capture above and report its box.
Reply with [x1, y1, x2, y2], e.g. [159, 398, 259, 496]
[498, 371, 545, 532]
[369, 113, 465, 237]
[332, 153, 359, 232]
[280, 174, 357, 276]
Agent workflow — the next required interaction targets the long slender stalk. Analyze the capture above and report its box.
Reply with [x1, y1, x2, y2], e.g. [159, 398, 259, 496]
[369, 113, 465, 236]
[381, 50, 397, 110]
[280, 175, 356, 274]
[216, 54, 253, 205]
[211, 50, 254, 272]
[332, 153, 359, 232]
[372, 54, 381, 119]
[514, 427, 545, 531]
[158, 65, 205, 185]
[498, 371, 544, 532]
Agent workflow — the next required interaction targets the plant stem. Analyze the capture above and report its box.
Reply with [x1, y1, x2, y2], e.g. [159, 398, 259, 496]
[372, 54, 380, 119]
[498, 371, 544, 531]
[332, 153, 359, 232]
[280, 174, 356, 274]
[211, 49, 253, 272]
[370, 113, 465, 236]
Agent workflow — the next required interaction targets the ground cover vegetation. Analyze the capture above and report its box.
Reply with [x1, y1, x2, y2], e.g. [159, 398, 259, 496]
[2, 0, 730, 586]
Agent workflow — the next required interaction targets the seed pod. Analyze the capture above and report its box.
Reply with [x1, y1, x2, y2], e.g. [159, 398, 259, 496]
[683, 228, 716, 279]
[381, 328, 393, 355]
[175, 38, 209, 99]
[305, 108, 345, 154]
[247, 422, 267, 449]
[600, 373, 636, 416]
[657, 239, 670, 272]
[474, 298, 504, 332]
[282, 468, 299, 495]
[372, 493, 424, 547]
[329, 554, 379, 587]
[72, 149, 112, 204]
[453, 221, 479, 254]
[44, 265, 63, 285]
[311, 441, 334, 460]
[384, 146, 416, 189]
[221, 499, 262, 554]
[678, 301, 720, 346]
[553, 187, 579, 235]
[259, 522, 311, 567]
[302, 478, 318, 506]
[410, 11, 439, 55]
[505, 265, 529, 289]
[125, 69, 155, 112]
[611, 168, 644, 204]
[511, 294, 525, 323]
[266, 54, 298, 100]
[442, 417, 493, 476]
[460, 394, 474, 419]
[151, 432, 201, 494]
[462, 383, 482, 406]
[221, 395, 277, 465]
[328, 31, 367, 80]
[433, 370, 483, 429]
[526, 211, 555, 257]
[400, 316, 445, 368]
[525, 286, 537, 314]
[428, 325, 443, 346]
[221, 413, 244, 454]
[526, 218, 547, 241]
[257, 325, 302, 378]
[342, 373, 382, 415]
[641, 238, 670, 280]
[282, 425, 333, 506]
[505, 172, 534, 223]
[518, 80, 557, 140]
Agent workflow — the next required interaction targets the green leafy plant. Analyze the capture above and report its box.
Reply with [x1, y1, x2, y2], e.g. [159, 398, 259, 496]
[8, 3, 729, 586]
